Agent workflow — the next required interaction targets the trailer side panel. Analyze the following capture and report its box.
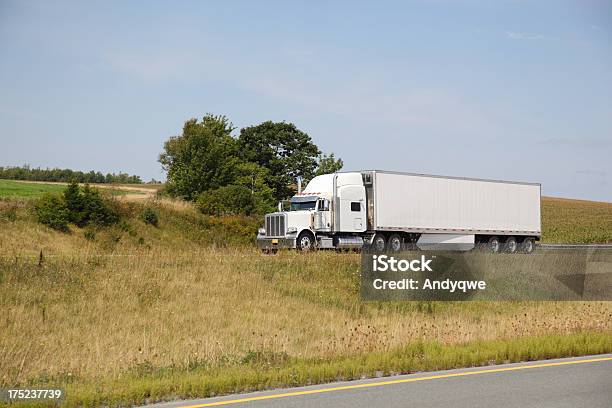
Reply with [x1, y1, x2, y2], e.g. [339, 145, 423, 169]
[373, 172, 541, 235]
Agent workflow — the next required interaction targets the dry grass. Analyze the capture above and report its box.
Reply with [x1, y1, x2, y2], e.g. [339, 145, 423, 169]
[542, 196, 612, 243]
[1, 248, 611, 387]
[0, 195, 611, 406]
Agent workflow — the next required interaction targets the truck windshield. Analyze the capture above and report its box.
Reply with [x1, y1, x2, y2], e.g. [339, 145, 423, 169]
[290, 200, 316, 211]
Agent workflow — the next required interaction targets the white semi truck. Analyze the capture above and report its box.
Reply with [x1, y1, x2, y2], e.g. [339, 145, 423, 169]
[257, 170, 541, 253]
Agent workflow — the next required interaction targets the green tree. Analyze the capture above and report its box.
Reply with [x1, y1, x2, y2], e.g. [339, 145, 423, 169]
[237, 121, 321, 201]
[315, 153, 344, 176]
[63, 181, 85, 225]
[80, 185, 118, 227]
[232, 162, 276, 214]
[197, 185, 256, 216]
[159, 114, 242, 200]
[34, 194, 69, 232]
[61, 182, 118, 227]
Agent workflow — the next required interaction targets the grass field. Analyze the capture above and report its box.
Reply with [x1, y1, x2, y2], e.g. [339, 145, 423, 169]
[0, 179, 146, 198]
[0, 179, 68, 197]
[0, 194, 611, 407]
[542, 197, 612, 243]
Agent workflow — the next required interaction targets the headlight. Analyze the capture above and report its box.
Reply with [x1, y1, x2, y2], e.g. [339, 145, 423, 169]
[258, 228, 265, 235]
[286, 227, 298, 234]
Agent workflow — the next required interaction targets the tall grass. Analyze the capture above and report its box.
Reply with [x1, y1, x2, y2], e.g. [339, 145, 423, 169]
[0, 195, 611, 406]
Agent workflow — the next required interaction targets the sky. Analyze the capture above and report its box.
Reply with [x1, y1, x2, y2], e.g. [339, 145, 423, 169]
[1, 0, 611, 201]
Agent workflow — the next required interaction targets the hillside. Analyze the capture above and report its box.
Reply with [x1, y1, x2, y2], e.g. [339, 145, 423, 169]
[0, 193, 611, 407]
[542, 197, 612, 243]
[1, 191, 611, 255]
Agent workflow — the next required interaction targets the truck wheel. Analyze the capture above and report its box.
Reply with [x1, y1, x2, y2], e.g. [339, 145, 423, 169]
[520, 237, 535, 254]
[504, 237, 518, 253]
[487, 236, 501, 253]
[372, 234, 386, 252]
[388, 234, 402, 252]
[297, 231, 315, 252]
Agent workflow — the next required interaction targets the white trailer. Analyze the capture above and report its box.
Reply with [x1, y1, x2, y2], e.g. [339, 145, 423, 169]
[257, 170, 541, 253]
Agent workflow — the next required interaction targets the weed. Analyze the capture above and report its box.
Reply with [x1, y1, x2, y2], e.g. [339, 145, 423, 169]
[140, 207, 159, 227]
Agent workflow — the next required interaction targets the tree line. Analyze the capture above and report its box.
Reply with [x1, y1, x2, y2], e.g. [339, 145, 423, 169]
[0, 165, 142, 184]
[159, 114, 343, 216]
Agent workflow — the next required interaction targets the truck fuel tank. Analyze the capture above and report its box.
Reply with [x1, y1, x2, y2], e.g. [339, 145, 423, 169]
[336, 236, 364, 249]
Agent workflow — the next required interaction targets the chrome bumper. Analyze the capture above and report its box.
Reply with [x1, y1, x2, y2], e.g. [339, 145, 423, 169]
[256, 236, 296, 250]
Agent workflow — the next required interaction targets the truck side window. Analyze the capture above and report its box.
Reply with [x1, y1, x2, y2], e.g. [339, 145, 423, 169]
[320, 199, 330, 211]
[351, 202, 361, 212]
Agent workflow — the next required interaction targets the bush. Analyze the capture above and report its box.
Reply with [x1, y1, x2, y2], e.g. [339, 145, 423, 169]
[34, 183, 118, 231]
[197, 185, 256, 216]
[63, 182, 118, 227]
[34, 194, 70, 232]
[63, 181, 85, 225]
[80, 185, 118, 227]
[140, 207, 159, 226]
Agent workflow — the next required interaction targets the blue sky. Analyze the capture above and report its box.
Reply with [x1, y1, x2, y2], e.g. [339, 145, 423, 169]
[1, 0, 611, 200]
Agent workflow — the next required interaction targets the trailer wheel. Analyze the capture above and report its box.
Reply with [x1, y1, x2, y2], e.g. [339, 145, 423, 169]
[388, 234, 403, 252]
[487, 236, 501, 253]
[297, 231, 315, 252]
[520, 237, 535, 254]
[372, 234, 386, 252]
[504, 236, 518, 253]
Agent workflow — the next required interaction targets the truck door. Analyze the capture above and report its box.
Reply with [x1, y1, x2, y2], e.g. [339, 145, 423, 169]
[337, 185, 366, 232]
[314, 199, 331, 231]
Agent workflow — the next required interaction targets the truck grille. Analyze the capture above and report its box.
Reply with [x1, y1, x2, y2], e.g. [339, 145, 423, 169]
[265, 214, 286, 237]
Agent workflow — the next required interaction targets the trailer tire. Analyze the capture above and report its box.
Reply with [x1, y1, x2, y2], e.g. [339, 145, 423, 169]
[388, 234, 403, 252]
[487, 236, 501, 253]
[520, 237, 535, 254]
[372, 234, 386, 252]
[504, 236, 518, 253]
[297, 231, 315, 252]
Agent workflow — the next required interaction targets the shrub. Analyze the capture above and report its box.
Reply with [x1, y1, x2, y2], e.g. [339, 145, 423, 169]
[34, 194, 70, 232]
[63, 181, 84, 225]
[80, 185, 118, 227]
[64, 182, 118, 227]
[35, 183, 118, 231]
[140, 207, 159, 226]
[197, 185, 256, 216]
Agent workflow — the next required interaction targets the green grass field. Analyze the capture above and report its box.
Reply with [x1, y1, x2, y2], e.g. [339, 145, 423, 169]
[0, 179, 143, 198]
[0, 194, 610, 407]
[0, 179, 68, 197]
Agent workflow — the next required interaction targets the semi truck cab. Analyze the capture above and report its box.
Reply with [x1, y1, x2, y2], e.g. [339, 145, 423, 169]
[257, 172, 367, 251]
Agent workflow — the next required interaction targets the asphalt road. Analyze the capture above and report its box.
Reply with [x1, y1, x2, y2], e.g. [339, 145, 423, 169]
[146, 354, 612, 408]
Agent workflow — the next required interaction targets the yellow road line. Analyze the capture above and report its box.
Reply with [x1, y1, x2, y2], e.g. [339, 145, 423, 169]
[180, 356, 612, 407]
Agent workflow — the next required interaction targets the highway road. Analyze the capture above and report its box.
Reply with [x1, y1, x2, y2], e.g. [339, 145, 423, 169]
[146, 354, 612, 408]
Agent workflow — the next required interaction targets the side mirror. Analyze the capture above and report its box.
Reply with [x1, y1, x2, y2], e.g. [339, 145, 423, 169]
[278, 201, 283, 212]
